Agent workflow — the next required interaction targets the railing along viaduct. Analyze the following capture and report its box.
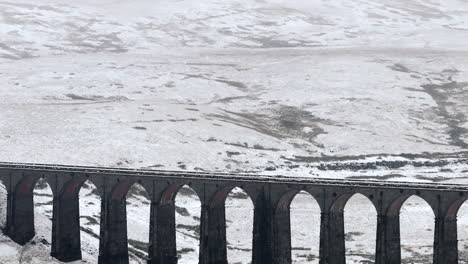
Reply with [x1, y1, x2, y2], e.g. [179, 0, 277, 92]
[0, 162, 467, 264]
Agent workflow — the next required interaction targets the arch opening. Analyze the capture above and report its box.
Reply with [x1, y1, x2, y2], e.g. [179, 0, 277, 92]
[225, 187, 253, 264]
[33, 178, 53, 243]
[0, 181, 6, 228]
[456, 200, 468, 262]
[7, 177, 56, 262]
[290, 190, 320, 263]
[400, 195, 434, 264]
[343, 193, 377, 263]
[126, 183, 151, 264]
[78, 180, 101, 263]
[174, 185, 201, 264]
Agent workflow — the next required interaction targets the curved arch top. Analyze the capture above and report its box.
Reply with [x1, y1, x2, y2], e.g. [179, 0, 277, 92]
[330, 192, 377, 213]
[276, 189, 320, 212]
[59, 178, 102, 199]
[160, 183, 202, 205]
[111, 180, 151, 200]
[446, 197, 468, 217]
[386, 194, 436, 217]
[210, 185, 254, 207]
[15, 175, 45, 195]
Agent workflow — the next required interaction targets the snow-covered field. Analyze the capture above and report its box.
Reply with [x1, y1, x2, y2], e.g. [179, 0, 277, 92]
[1, 0, 468, 263]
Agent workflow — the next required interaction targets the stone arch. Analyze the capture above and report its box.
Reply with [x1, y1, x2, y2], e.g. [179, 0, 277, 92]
[160, 183, 202, 204]
[158, 184, 201, 263]
[78, 180, 101, 261]
[0, 175, 6, 192]
[15, 175, 42, 195]
[125, 182, 151, 261]
[32, 177, 54, 242]
[61, 177, 101, 200]
[386, 194, 435, 217]
[111, 179, 138, 201]
[210, 185, 254, 207]
[0, 179, 6, 228]
[331, 192, 378, 213]
[223, 187, 254, 264]
[276, 189, 320, 212]
[398, 195, 435, 263]
[342, 193, 377, 263]
[275, 189, 321, 263]
[447, 197, 468, 217]
[4, 174, 52, 245]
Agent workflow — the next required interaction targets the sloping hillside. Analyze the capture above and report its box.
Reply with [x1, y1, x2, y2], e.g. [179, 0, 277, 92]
[1, 0, 468, 263]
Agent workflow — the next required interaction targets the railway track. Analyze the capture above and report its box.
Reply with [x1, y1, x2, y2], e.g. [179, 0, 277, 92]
[1, 161, 467, 191]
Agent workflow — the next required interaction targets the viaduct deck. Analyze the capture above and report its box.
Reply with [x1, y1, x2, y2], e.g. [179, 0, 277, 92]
[0, 161, 466, 264]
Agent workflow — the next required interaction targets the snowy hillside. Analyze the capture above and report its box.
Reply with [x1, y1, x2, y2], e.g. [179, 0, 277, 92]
[1, 0, 468, 59]
[1, 0, 468, 263]
[0, 0, 468, 173]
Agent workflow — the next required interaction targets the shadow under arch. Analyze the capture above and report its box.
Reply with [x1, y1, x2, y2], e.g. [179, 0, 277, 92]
[396, 195, 435, 264]
[275, 189, 321, 264]
[342, 193, 377, 263]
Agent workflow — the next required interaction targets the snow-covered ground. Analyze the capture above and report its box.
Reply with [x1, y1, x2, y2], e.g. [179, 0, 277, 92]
[1, 0, 468, 57]
[1, 0, 468, 262]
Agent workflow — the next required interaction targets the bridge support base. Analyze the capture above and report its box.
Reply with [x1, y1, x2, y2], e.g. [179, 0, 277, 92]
[148, 201, 178, 264]
[434, 216, 458, 264]
[199, 203, 228, 264]
[51, 193, 82, 262]
[98, 196, 129, 264]
[252, 194, 273, 264]
[375, 214, 401, 264]
[5, 186, 35, 245]
[319, 210, 345, 264]
[273, 207, 292, 264]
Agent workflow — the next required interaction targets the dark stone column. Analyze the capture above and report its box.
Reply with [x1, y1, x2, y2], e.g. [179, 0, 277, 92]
[272, 207, 292, 264]
[98, 194, 129, 264]
[375, 214, 401, 264]
[148, 201, 177, 264]
[252, 194, 273, 264]
[51, 193, 82, 261]
[433, 216, 458, 264]
[5, 187, 35, 245]
[319, 211, 330, 264]
[199, 203, 227, 264]
[319, 210, 345, 264]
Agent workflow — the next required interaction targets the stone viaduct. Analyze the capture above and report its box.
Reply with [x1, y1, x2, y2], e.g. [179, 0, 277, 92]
[0, 162, 467, 264]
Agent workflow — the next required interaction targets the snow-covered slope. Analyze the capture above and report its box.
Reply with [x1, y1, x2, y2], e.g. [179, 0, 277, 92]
[1, 0, 468, 263]
[2, 49, 468, 176]
[1, 0, 468, 59]
[1, 0, 468, 172]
